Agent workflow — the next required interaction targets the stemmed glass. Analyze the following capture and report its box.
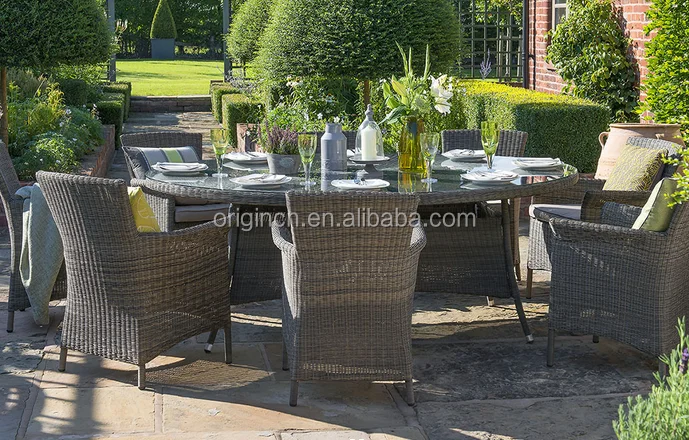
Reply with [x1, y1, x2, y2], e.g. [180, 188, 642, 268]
[481, 121, 499, 170]
[420, 133, 440, 184]
[210, 128, 229, 177]
[298, 134, 317, 186]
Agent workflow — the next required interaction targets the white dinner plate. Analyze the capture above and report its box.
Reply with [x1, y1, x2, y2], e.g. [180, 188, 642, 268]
[151, 162, 208, 176]
[231, 174, 291, 188]
[331, 179, 390, 190]
[226, 151, 268, 164]
[462, 170, 518, 185]
[442, 149, 487, 162]
[513, 158, 563, 170]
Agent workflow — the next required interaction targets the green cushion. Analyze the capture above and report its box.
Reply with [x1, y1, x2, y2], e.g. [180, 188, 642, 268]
[603, 144, 667, 191]
[632, 178, 679, 232]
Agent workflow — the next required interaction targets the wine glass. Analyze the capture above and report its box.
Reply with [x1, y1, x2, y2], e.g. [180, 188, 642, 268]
[481, 121, 499, 170]
[298, 134, 317, 186]
[210, 128, 229, 177]
[420, 133, 440, 184]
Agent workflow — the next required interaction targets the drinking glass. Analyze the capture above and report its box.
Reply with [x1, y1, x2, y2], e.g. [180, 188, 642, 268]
[298, 134, 317, 186]
[481, 121, 499, 170]
[211, 128, 229, 177]
[420, 133, 440, 184]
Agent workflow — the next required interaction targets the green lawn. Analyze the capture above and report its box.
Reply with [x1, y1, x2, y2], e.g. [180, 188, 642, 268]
[116, 60, 226, 96]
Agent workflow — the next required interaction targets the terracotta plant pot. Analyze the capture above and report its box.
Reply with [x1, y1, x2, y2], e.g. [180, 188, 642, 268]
[266, 153, 301, 175]
[595, 123, 685, 179]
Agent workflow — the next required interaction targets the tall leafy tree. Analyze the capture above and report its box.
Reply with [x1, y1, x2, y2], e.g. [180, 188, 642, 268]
[227, 0, 273, 65]
[0, 0, 112, 145]
[257, 0, 462, 100]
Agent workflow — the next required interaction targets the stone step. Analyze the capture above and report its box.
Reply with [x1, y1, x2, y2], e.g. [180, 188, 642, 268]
[131, 95, 212, 113]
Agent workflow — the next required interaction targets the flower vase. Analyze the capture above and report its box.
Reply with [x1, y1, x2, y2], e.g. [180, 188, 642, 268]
[398, 117, 426, 173]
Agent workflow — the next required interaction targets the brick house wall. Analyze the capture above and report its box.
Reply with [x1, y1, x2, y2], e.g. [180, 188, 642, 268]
[527, 0, 652, 98]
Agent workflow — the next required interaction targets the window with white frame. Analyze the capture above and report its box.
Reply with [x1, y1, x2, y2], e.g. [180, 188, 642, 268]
[552, 0, 568, 29]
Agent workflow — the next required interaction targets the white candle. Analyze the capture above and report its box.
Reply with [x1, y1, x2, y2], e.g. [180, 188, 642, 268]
[361, 126, 378, 160]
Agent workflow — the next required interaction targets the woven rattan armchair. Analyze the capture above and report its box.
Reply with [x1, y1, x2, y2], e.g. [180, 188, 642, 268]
[36, 172, 232, 389]
[543, 197, 689, 372]
[1, 142, 67, 332]
[526, 136, 682, 298]
[120, 132, 204, 179]
[273, 191, 426, 407]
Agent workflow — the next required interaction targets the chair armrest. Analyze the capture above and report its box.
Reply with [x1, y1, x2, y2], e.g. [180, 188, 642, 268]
[271, 220, 295, 254]
[581, 190, 650, 223]
[533, 176, 605, 205]
[546, 215, 664, 245]
[410, 222, 427, 255]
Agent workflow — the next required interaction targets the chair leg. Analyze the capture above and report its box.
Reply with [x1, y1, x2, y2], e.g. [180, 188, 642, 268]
[525, 268, 533, 299]
[58, 346, 68, 372]
[289, 380, 299, 407]
[514, 297, 533, 343]
[205, 329, 219, 353]
[223, 326, 232, 364]
[138, 364, 146, 390]
[592, 334, 599, 344]
[405, 379, 415, 406]
[547, 329, 555, 367]
[7, 310, 14, 333]
[486, 297, 495, 307]
[282, 343, 289, 371]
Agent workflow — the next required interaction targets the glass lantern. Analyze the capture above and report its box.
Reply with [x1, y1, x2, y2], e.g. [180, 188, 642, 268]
[355, 104, 384, 160]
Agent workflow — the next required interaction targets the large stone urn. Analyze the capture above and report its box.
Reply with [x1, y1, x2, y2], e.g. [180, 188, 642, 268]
[595, 123, 685, 179]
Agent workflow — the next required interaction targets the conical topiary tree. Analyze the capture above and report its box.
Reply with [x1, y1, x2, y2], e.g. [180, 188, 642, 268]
[0, 0, 112, 146]
[150, 0, 178, 40]
[257, 0, 461, 86]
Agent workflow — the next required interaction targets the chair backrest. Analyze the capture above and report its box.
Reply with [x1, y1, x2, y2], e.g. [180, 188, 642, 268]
[285, 192, 419, 260]
[36, 172, 138, 265]
[626, 137, 683, 179]
[497, 130, 528, 157]
[0, 141, 21, 220]
[120, 132, 203, 158]
[442, 129, 481, 153]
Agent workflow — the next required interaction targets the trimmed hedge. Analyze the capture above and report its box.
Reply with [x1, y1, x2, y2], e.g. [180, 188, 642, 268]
[456, 81, 610, 173]
[150, 0, 177, 39]
[95, 99, 124, 146]
[211, 84, 240, 122]
[101, 82, 132, 121]
[221, 94, 264, 147]
[57, 79, 90, 106]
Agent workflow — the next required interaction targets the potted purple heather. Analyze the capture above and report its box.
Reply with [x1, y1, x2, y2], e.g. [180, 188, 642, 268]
[260, 124, 301, 175]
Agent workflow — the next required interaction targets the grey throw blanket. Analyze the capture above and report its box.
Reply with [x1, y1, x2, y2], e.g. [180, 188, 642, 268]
[17, 184, 64, 326]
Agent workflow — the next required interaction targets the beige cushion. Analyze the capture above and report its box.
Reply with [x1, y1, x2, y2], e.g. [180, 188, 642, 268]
[529, 204, 581, 220]
[603, 144, 667, 191]
[632, 178, 678, 232]
[175, 204, 230, 223]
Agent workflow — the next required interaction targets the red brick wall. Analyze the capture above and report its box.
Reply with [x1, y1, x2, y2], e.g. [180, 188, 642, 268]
[528, 0, 652, 97]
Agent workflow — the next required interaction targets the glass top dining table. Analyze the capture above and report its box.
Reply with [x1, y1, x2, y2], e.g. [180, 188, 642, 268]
[144, 154, 579, 207]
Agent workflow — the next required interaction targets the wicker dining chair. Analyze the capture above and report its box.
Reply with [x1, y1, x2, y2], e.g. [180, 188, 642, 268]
[543, 194, 689, 373]
[36, 172, 232, 390]
[273, 191, 426, 406]
[1, 142, 67, 333]
[120, 132, 204, 179]
[526, 136, 682, 298]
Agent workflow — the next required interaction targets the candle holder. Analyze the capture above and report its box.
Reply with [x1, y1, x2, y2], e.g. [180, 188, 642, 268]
[355, 104, 384, 161]
[349, 155, 390, 179]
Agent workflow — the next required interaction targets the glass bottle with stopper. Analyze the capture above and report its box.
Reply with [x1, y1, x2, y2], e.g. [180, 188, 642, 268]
[356, 104, 384, 160]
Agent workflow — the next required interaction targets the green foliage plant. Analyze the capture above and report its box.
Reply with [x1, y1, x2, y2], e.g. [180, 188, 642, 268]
[227, 0, 274, 65]
[101, 82, 132, 121]
[546, 0, 638, 122]
[221, 93, 264, 147]
[150, 0, 178, 40]
[211, 84, 240, 122]
[57, 79, 91, 107]
[257, 0, 461, 82]
[642, 0, 689, 140]
[94, 99, 125, 145]
[13, 133, 81, 181]
[614, 318, 689, 439]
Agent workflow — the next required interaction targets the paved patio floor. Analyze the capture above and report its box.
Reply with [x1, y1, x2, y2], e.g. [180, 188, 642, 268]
[0, 112, 658, 440]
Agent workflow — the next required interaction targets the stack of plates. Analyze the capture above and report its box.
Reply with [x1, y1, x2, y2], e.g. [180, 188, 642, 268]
[462, 170, 518, 185]
[226, 152, 268, 164]
[513, 158, 563, 170]
[151, 162, 208, 176]
[442, 149, 486, 162]
[230, 174, 292, 189]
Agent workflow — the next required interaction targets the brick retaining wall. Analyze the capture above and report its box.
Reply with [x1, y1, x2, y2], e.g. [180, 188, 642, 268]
[130, 95, 211, 113]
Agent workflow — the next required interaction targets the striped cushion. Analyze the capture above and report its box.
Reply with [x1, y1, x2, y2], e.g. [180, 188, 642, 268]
[123, 146, 200, 179]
